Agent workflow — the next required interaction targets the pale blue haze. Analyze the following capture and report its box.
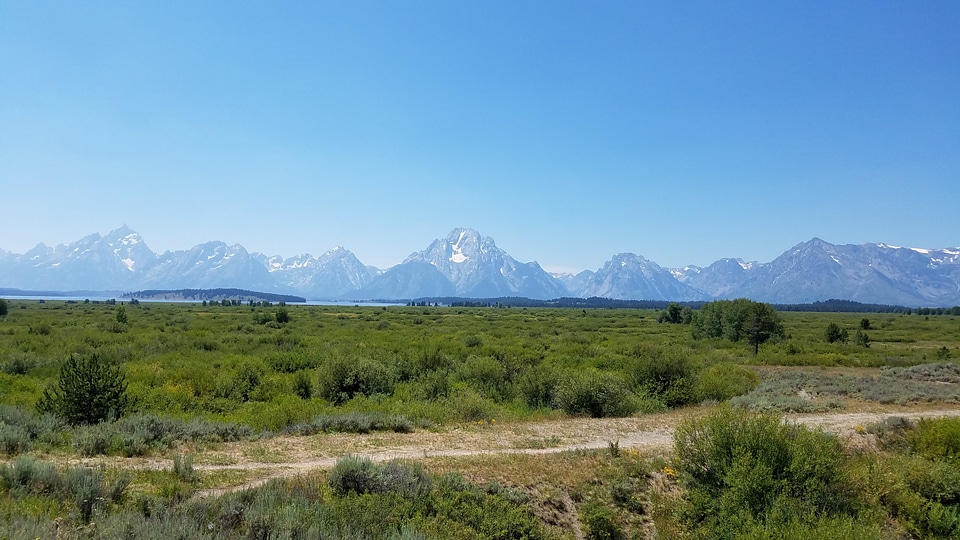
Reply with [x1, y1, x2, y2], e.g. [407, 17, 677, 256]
[1, 1, 958, 273]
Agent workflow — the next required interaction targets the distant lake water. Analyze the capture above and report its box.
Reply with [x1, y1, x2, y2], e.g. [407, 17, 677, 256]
[2, 295, 404, 307]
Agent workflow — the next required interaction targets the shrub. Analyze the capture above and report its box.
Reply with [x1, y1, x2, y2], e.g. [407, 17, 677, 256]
[0, 455, 62, 494]
[580, 500, 624, 540]
[1, 354, 35, 375]
[908, 417, 960, 463]
[317, 354, 395, 405]
[72, 425, 113, 456]
[36, 353, 131, 425]
[452, 355, 508, 401]
[856, 453, 960, 539]
[328, 455, 384, 495]
[515, 364, 561, 409]
[172, 453, 199, 483]
[28, 323, 52, 335]
[328, 456, 433, 498]
[554, 369, 637, 418]
[628, 350, 697, 407]
[285, 411, 416, 435]
[293, 370, 313, 399]
[0, 406, 65, 450]
[673, 407, 848, 538]
[443, 384, 501, 422]
[66, 467, 103, 523]
[377, 460, 432, 497]
[695, 363, 759, 402]
[0, 424, 31, 455]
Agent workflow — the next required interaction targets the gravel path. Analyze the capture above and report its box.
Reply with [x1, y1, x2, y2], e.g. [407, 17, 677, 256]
[183, 406, 960, 498]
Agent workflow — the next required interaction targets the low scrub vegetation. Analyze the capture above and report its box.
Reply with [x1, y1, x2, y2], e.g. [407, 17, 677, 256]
[0, 299, 959, 536]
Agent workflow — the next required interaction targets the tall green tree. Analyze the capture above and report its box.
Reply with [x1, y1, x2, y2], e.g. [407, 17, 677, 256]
[691, 299, 784, 354]
[36, 353, 130, 425]
[743, 302, 785, 355]
[0, 298, 7, 317]
[657, 302, 684, 324]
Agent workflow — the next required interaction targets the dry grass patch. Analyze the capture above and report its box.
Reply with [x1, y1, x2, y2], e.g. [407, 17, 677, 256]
[423, 450, 620, 490]
[197, 468, 263, 490]
[241, 442, 292, 463]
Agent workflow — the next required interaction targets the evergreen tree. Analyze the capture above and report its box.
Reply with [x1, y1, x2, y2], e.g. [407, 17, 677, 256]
[0, 298, 7, 317]
[36, 353, 130, 425]
[115, 305, 128, 325]
[825, 322, 849, 343]
[743, 302, 785, 355]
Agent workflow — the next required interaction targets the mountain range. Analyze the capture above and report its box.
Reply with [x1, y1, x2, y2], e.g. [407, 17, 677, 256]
[1, 226, 958, 307]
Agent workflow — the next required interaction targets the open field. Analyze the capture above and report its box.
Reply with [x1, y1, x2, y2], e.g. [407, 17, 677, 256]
[2, 300, 960, 538]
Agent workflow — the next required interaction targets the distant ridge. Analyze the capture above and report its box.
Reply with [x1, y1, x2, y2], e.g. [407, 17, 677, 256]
[0, 288, 124, 298]
[411, 296, 917, 313]
[1, 226, 958, 306]
[126, 288, 306, 303]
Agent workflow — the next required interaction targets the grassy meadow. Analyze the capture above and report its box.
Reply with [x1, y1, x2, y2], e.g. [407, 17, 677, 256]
[1, 299, 960, 538]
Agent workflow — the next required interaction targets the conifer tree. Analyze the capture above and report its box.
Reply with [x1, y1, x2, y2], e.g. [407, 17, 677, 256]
[37, 353, 130, 425]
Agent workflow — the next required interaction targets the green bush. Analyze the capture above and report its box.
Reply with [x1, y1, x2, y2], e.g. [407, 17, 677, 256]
[854, 453, 960, 539]
[628, 350, 697, 407]
[318, 354, 395, 405]
[1, 456, 128, 525]
[554, 369, 637, 418]
[328, 455, 383, 495]
[695, 363, 759, 402]
[580, 500, 624, 540]
[451, 355, 508, 401]
[673, 407, 849, 538]
[293, 370, 314, 399]
[442, 384, 501, 422]
[1, 354, 35, 375]
[515, 364, 560, 409]
[908, 417, 960, 463]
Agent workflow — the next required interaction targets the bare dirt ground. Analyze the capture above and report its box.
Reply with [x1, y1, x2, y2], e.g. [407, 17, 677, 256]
[137, 404, 959, 498]
[35, 404, 960, 500]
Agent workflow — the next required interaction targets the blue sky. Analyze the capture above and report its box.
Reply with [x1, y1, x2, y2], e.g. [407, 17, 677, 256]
[1, 1, 958, 273]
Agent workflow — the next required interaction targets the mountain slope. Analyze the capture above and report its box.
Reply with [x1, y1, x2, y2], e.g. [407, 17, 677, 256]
[728, 239, 960, 306]
[259, 247, 379, 298]
[143, 242, 275, 291]
[0, 226, 157, 290]
[393, 228, 568, 299]
[577, 253, 708, 301]
[355, 262, 457, 299]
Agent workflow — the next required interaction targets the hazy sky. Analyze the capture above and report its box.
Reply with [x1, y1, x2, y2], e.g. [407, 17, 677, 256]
[2, 2, 958, 273]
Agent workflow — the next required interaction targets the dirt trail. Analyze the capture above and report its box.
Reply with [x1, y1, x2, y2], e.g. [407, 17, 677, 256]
[183, 406, 960, 498]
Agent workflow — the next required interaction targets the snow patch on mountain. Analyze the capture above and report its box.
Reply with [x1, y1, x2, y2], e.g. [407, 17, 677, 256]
[450, 230, 469, 263]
